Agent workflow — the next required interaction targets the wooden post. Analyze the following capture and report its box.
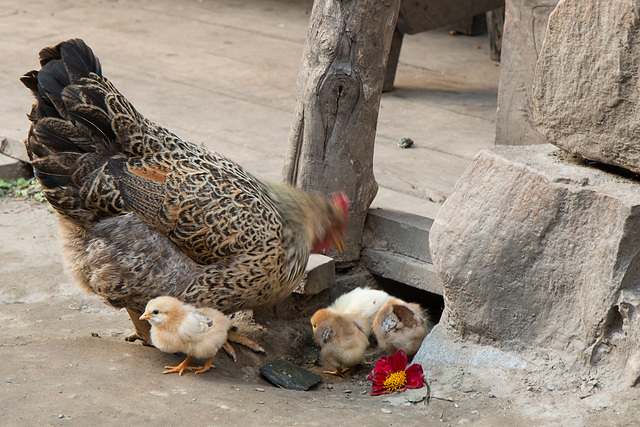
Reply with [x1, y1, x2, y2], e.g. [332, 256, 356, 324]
[486, 7, 505, 62]
[283, 0, 401, 263]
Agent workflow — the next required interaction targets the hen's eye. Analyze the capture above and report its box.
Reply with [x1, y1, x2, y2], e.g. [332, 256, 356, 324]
[152, 309, 159, 315]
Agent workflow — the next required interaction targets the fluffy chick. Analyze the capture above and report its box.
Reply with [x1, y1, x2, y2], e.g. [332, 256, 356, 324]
[372, 298, 433, 358]
[327, 287, 394, 336]
[310, 308, 369, 376]
[140, 296, 232, 375]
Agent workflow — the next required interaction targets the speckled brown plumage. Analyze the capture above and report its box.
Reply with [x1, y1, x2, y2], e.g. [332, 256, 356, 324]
[22, 39, 349, 340]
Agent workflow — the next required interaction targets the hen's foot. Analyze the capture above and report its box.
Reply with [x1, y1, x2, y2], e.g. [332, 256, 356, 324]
[125, 308, 152, 345]
[228, 330, 266, 353]
[125, 332, 152, 346]
[163, 356, 193, 376]
[187, 357, 215, 375]
[222, 330, 266, 362]
[222, 342, 237, 362]
[323, 368, 351, 377]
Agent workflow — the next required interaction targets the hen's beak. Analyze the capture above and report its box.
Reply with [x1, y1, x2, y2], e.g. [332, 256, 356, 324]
[333, 236, 345, 254]
[139, 313, 150, 321]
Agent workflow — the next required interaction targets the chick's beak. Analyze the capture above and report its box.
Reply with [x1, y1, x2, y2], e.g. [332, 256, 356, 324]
[139, 313, 150, 321]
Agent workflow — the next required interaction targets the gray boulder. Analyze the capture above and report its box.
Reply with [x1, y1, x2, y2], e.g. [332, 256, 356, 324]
[425, 144, 640, 386]
[533, 0, 640, 173]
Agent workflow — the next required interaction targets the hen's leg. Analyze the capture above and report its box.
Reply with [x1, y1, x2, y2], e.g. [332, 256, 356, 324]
[163, 356, 193, 375]
[187, 357, 215, 374]
[222, 330, 266, 361]
[124, 308, 152, 345]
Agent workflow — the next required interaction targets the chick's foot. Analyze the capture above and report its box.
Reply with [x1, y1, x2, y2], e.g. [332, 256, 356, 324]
[163, 356, 194, 376]
[187, 357, 215, 375]
[323, 368, 351, 377]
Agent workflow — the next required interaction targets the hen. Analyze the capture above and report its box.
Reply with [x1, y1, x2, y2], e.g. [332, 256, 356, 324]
[21, 39, 350, 346]
[140, 296, 232, 375]
[310, 308, 368, 376]
[372, 298, 432, 358]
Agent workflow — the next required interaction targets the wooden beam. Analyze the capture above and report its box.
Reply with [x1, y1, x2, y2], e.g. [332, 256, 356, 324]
[283, 0, 401, 262]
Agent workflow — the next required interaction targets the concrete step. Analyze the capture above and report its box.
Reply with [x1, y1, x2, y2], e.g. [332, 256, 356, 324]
[362, 208, 442, 295]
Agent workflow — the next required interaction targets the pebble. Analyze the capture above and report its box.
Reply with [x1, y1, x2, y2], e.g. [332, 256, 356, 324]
[397, 137, 414, 149]
[381, 408, 392, 414]
[58, 414, 64, 419]
[255, 388, 265, 392]
[548, 385, 555, 391]
[488, 393, 496, 398]
[344, 390, 352, 394]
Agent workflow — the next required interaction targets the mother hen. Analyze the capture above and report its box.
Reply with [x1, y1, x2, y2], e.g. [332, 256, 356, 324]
[21, 39, 349, 346]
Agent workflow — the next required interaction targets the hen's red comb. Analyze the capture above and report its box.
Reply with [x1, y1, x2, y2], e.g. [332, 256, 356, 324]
[332, 191, 350, 220]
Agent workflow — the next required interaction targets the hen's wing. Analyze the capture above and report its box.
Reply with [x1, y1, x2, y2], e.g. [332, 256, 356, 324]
[23, 39, 283, 265]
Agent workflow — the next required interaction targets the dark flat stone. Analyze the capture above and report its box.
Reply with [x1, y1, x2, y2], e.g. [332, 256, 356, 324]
[259, 360, 322, 391]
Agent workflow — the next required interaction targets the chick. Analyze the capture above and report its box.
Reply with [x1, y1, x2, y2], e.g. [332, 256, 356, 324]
[372, 298, 433, 358]
[310, 308, 369, 376]
[327, 287, 394, 336]
[140, 296, 232, 375]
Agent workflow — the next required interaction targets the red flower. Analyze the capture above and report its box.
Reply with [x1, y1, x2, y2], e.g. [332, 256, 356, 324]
[367, 349, 424, 396]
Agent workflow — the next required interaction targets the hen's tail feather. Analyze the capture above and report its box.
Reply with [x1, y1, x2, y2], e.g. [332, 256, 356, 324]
[21, 39, 131, 222]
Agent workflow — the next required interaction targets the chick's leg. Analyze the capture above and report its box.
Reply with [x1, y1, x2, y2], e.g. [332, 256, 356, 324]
[163, 356, 193, 376]
[187, 357, 215, 375]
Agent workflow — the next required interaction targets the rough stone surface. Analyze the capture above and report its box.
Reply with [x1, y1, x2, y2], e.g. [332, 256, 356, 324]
[495, 0, 558, 145]
[429, 144, 640, 386]
[533, 0, 640, 174]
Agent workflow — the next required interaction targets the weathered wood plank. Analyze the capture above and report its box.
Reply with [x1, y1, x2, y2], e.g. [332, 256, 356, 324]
[397, 0, 504, 35]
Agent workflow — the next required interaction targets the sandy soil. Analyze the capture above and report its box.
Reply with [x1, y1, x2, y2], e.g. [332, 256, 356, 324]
[2, 0, 639, 424]
[2, 197, 640, 426]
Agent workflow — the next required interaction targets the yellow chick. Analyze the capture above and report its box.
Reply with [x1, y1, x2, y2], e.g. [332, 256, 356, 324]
[327, 287, 394, 336]
[140, 296, 232, 375]
[310, 308, 369, 376]
[372, 298, 433, 358]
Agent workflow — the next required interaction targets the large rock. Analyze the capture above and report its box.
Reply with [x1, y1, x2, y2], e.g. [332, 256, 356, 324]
[533, 0, 640, 173]
[495, 0, 558, 146]
[428, 144, 640, 386]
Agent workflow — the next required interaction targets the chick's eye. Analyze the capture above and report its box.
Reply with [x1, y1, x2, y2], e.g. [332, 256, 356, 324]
[152, 309, 159, 315]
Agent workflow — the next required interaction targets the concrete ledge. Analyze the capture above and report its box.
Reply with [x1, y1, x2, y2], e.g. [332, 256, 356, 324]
[0, 136, 31, 180]
[292, 254, 335, 295]
[362, 208, 442, 295]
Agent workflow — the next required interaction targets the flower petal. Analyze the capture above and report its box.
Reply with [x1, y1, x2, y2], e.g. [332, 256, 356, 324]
[405, 363, 424, 388]
[375, 357, 392, 371]
[390, 349, 408, 372]
[371, 383, 385, 396]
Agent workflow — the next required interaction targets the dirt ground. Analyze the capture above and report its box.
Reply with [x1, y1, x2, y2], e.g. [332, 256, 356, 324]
[2, 0, 640, 425]
[2, 197, 640, 426]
